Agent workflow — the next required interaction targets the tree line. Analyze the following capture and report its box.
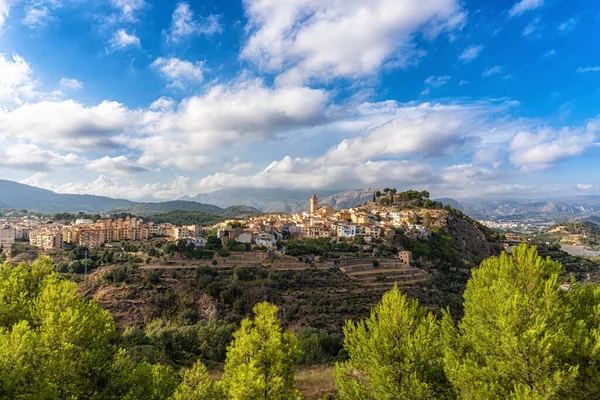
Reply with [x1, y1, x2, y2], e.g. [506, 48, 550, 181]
[1, 244, 599, 399]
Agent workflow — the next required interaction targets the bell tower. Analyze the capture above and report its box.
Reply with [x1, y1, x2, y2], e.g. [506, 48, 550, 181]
[310, 194, 319, 213]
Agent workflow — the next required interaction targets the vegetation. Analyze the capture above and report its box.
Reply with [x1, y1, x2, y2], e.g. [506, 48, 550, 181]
[146, 210, 228, 226]
[335, 286, 451, 399]
[2, 245, 600, 399]
[442, 244, 600, 399]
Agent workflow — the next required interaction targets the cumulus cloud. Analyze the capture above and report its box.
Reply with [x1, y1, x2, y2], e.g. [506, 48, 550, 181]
[509, 124, 598, 171]
[109, 29, 140, 51]
[0, 99, 134, 151]
[459, 45, 483, 62]
[0, 53, 43, 105]
[111, 0, 145, 22]
[23, 174, 196, 201]
[151, 57, 204, 88]
[59, 77, 83, 90]
[509, 0, 543, 17]
[195, 158, 436, 192]
[164, 2, 222, 43]
[129, 79, 329, 169]
[86, 155, 149, 176]
[242, 0, 466, 85]
[149, 96, 175, 110]
[0, 143, 81, 170]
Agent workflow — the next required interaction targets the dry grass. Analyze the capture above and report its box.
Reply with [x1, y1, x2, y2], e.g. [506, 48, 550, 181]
[295, 364, 337, 399]
[206, 364, 338, 399]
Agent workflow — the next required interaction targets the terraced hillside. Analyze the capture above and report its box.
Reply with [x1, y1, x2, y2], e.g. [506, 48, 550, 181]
[81, 254, 437, 331]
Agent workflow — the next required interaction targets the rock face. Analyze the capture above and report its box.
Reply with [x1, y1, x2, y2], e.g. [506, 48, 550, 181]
[445, 213, 496, 264]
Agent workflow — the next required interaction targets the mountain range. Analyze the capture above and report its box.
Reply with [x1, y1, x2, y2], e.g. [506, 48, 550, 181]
[0, 180, 260, 217]
[3, 178, 600, 221]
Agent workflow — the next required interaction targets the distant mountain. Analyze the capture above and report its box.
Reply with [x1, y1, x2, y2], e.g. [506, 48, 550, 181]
[0, 180, 261, 217]
[182, 187, 378, 212]
[434, 198, 464, 211]
[0, 179, 134, 213]
[458, 198, 600, 220]
[109, 201, 262, 217]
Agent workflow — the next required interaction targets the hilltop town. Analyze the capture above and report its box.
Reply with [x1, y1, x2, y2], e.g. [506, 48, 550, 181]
[0, 189, 496, 266]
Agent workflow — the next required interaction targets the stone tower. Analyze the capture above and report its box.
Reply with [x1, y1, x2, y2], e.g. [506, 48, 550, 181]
[310, 194, 319, 213]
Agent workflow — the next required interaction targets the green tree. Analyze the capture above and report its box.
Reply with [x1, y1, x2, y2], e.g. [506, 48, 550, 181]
[220, 302, 301, 400]
[104, 349, 179, 400]
[335, 286, 453, 400]
[0, 258, 118, 399]
[173, 360, 223, 400]
[442, 244, 600, 399]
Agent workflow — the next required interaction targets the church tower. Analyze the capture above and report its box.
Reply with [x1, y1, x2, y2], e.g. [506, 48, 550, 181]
[310, 194, 319, 213]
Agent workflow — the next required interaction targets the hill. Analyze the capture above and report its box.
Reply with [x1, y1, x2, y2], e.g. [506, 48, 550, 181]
[0, 179, 134, 213]
[0, 180, 261, 217]
[533, 221, 600, 250]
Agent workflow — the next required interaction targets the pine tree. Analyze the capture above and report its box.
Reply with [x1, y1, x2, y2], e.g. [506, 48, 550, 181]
[335, 286, 453, 400]
[220, 302, 301, 400]
[173, 360, 223, 400]
[442, 244, 600, 399]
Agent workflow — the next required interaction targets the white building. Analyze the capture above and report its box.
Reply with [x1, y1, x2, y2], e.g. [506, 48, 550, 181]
[0, 226, 16, 248]
[254, 233, 277, 248]
[235, 233, 253, 244]
[75, 219, 93, 225]
[339, 224, 361, 238]
[186, 237, 206, 247]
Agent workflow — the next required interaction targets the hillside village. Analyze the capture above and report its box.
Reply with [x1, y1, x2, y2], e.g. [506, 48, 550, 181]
[1, 190, 459, 256]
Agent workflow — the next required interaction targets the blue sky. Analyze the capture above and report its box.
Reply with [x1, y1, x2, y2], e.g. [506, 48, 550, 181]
[0, 0, 599, 201]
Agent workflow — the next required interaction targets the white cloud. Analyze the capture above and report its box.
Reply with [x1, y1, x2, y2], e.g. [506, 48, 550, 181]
[25, 174, 197, 201]
[558, 17, 577, 32]
[522, 17, 540, 36]
[577, 67, 600, 73]
[509, 125, 598, 171]
[0, 0, 9, 30]
[542, 49, 556, 58]
[149, 96, 175, 110]
[23, 3, 53, 28]
[228, 162, 253, 172]
[459, 44, 483, 62]
[195, 158, 436, 192]
[421, 76, 450, 95]
[458, 80, 469, 85]
[128, 79, 329, 169]
[441, 164, 502, 184]
[242, 0, 466, 85]
[425, 76, 450, 88]
[482, 65, 503, 77]
[111, 0, 145, 22]
[86, 155, 148, 176]
[151, 57, 204, 88]
[509, 0, 543, 17]
[0, 53, 60, 106]
[577, 183, 593, 191]
[0, 143, 81, 170]
[0, 99, 134, 151]
[59, 77, 83, 90]
[165, 2, 222, 43]
[109, 29, 141, 51]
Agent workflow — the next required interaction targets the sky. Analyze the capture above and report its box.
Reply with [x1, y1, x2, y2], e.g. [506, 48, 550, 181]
[0, 0, 599, 201]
